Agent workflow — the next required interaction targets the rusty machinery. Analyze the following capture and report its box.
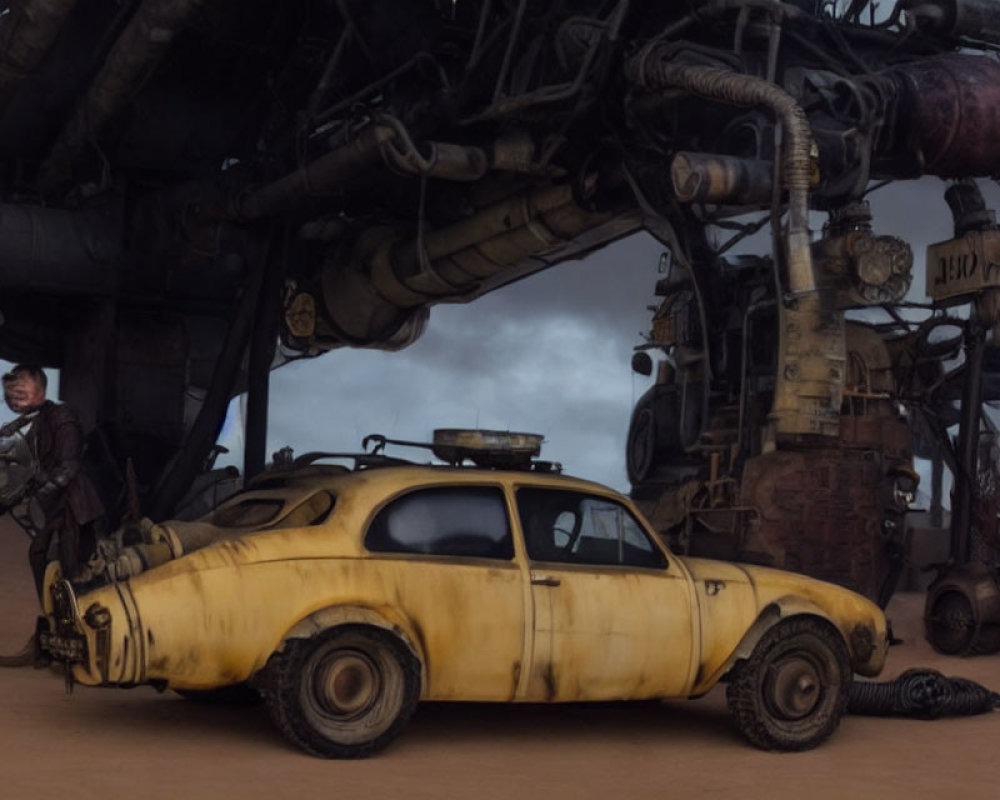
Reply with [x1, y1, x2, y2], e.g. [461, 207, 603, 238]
[627, 174, 1000, 651]
[4, 1, 1000, 636]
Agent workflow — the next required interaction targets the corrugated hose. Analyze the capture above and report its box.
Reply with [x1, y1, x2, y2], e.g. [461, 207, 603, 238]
[849, 669, 1000, 719]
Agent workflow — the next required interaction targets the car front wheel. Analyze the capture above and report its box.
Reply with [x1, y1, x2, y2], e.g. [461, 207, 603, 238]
[264, 625, 421, 758]
[726, 616, 851, 751]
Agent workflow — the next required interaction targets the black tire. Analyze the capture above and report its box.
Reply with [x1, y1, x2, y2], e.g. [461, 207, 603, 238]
[174, 683, 263, 706]
[264, 625, 421, 759]
[626, 406, 656, 484]
[925, 589, 977, 656]
[726, 616, 851, 751]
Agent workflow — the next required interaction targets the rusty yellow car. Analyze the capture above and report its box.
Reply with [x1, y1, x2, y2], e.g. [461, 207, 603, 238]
[39, 433, 888, 758]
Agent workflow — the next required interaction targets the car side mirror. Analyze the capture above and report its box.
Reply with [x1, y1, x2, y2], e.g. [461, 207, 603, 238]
[631, 351, 653, 376]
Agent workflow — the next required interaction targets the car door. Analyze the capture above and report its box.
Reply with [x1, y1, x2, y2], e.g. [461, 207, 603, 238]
[363, 483, 527, 701]
[514, 486, 696, 702]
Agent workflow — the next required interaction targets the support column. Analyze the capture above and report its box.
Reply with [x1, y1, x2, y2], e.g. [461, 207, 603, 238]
[244, 229, 288, 480]
[149, 246, 264, 520]
[951, 321, 985, 564]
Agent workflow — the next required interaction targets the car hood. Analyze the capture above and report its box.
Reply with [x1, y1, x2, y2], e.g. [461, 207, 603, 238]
[680, 555, 886, 625]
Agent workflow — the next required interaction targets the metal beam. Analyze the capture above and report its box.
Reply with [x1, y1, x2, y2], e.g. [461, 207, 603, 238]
[243, 229, 288, 480]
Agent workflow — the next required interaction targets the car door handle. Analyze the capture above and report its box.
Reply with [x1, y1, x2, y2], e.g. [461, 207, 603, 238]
[531, 574, 561, 587]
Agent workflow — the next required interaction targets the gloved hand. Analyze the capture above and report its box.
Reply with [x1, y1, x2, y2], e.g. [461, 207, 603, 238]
[34, 481, 61, 508]
[0, 420, 20, 438]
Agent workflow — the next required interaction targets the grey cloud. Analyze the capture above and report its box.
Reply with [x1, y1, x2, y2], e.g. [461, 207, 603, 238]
[255, 240, 664, 490]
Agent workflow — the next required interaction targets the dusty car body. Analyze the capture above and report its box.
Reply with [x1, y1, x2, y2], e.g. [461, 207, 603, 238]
[40, 462, 888, 757]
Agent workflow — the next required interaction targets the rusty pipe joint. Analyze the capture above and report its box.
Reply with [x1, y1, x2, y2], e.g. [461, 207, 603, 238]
[669, 152, 774, 205]
[382, 140, 489, 182]
[813, 231, 913, 307]
[375, 115, 488, 182]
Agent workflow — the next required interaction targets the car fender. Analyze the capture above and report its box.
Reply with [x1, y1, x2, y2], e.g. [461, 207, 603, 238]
[689, 596, 841, 696]
[277, 604, 427, 689]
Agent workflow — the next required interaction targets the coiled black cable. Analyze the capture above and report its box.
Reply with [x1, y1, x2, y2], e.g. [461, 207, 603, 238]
[849, 669, 1000, 719]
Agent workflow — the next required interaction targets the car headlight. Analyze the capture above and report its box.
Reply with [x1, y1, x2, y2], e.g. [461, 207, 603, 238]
[849, 623, 876, 665]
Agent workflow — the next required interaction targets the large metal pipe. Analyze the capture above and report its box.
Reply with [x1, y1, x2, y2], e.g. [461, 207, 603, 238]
[889, 55, 1000, 177]
[374, 183, 603, 306]
[317, 181, 615, 344]
[38, 0, 207, 193]
[911, 0, 1000, 44]
[0, 203, 120, 293]
[0, 0, 79, 117]
[400, 184, 578, 280]
[238, 127, 386, 221]
[238, 119, 489, 220]
[669, 152, 774, 205]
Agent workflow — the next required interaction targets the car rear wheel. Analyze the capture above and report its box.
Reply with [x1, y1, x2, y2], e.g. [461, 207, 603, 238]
[726, 616, 851, 751]
[264, 626, 420, 758]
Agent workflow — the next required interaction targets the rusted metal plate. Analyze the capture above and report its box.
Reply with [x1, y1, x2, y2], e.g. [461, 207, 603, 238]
[739, 449, 897, 600]
[926, 230, 1000, 303]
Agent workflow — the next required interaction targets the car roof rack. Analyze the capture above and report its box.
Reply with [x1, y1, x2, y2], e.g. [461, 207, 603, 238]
[363, 429, 562, 473]
[260, 430, 562, 477]
[290, 451, 416, 470]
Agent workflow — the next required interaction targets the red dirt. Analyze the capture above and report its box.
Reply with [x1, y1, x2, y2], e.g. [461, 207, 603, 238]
[1, 516, 997, 799]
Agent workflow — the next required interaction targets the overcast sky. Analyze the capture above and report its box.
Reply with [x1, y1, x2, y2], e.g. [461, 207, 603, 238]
[218, 232, 665, 490]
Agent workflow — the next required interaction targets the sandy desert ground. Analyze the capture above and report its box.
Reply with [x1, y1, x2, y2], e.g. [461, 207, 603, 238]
[1, 516, 997, 800]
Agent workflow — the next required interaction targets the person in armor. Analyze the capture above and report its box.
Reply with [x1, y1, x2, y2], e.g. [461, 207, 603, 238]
[0, 365, 105, 600]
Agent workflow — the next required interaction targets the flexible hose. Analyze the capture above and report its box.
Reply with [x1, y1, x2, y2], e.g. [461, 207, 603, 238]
[848, 669, 1000, 719]
[625, 45, 816, 293]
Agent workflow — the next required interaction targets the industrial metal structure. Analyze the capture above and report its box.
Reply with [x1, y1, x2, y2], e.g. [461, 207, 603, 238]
[2, 0, 1000, 646]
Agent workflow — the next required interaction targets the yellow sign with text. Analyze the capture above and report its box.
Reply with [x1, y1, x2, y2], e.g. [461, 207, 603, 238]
[926, 229, 1000, 303]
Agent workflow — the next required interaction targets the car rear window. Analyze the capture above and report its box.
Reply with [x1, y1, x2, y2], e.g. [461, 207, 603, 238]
[209, 490, 336, 529]
[211, 498, 285, 528]
[274, 491, 335, 528]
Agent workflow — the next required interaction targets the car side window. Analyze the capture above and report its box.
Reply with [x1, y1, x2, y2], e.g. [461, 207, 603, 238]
[516, 488, 667, 569]
[365, 486, 514, 560]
